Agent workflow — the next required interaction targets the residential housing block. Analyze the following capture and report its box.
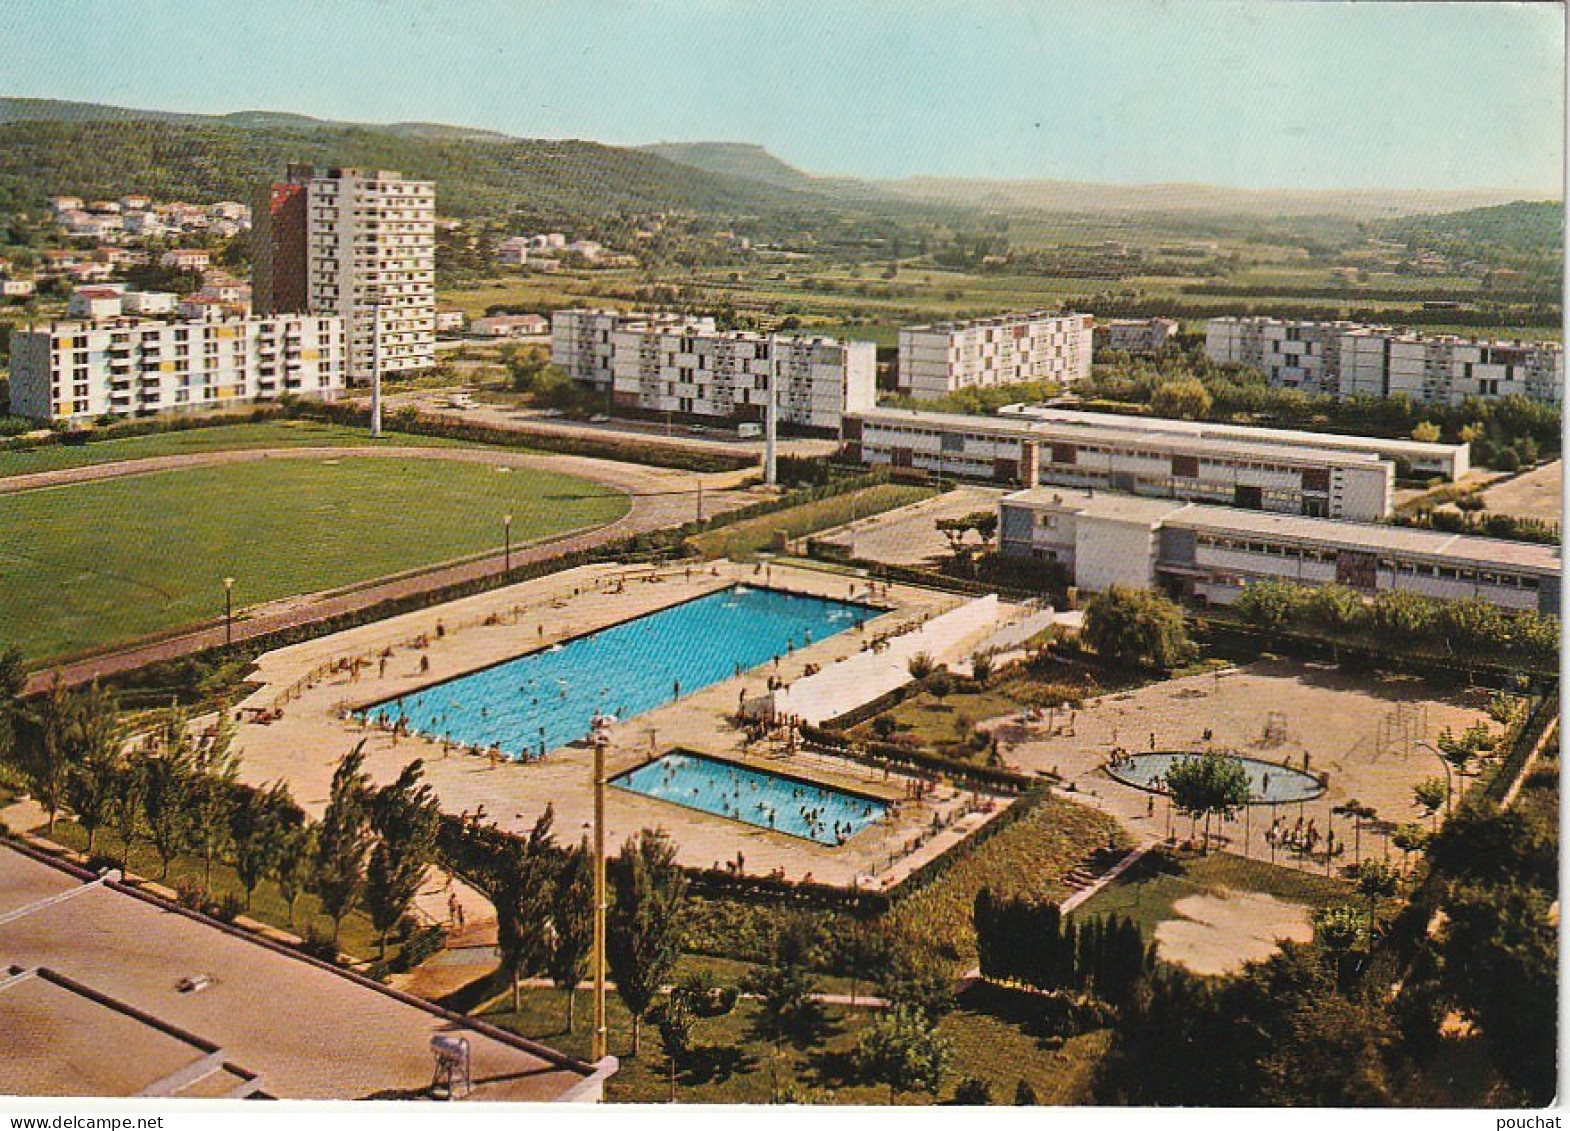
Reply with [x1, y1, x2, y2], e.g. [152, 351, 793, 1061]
[1205, 316, 1564, 405]
[897, 311, 1092, 399]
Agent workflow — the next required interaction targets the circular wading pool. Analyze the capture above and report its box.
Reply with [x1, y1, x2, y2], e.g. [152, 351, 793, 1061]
[1106, 751, 1325, 805]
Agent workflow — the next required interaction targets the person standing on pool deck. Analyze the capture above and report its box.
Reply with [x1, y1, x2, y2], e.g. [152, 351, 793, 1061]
[673, 678, 681, 699]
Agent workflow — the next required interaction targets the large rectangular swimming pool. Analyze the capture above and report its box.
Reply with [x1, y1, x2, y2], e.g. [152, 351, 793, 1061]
[613, 750, 888, 844]
[356, 585, 875, 760]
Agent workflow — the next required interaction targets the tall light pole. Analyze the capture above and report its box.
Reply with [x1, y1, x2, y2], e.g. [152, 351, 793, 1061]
[223, 576, 235, 646]
[591, 732, 609, 1064]
[763, 337, 778, 487]
[368, 287, 385, 438]
[503, 514, 513, 573]
[695, 478, 704, 523]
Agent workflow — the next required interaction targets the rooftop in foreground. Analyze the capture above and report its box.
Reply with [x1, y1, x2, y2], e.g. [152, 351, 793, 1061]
[0, 842, 609, 1102]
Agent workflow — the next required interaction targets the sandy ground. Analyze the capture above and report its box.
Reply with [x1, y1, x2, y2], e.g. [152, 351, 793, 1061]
[1477, 459, 1562, 523]
[1154, 890, 1315, 976]
[806, 486, 1007, 567]
[991, 657, 1491, 875]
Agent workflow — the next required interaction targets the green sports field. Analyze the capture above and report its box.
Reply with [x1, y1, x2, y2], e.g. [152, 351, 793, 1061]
[0, 456, 629, 660]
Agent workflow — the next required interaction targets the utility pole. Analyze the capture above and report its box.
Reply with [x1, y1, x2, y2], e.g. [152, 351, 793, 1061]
[591, 732, 608, 1063]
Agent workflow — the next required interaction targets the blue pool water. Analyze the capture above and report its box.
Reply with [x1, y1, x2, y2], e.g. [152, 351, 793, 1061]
[356, 586, 874, 760]
[613, 750, 888, 844]
[1106, 752, 1325, 805]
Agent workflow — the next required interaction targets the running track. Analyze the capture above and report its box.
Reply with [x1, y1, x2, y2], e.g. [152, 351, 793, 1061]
[15, 446, 763, 693]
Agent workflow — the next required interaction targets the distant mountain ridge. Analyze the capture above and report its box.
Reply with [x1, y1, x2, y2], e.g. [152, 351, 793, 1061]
[0, 98, 1553, 221]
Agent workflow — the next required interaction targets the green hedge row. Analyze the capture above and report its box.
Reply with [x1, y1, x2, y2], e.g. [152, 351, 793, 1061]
[798, 722, 1039, 794]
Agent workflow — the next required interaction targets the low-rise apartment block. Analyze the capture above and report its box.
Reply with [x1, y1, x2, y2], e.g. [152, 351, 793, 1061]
[1097, 317, 1179, 354]
[609, 325, 877, 430]
[1205, 317, 1564, 405]
[550, 309, 716, 390]
[996, 403, 1470, 480]
[897, 311, 1092, 400]
[998, 487, 1560, 615]
[843, 407, 1396, 521]
[9, 314, 346, 422]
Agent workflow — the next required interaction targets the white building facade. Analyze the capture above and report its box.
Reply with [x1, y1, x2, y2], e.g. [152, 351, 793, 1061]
[10, 314, 346, 422]
[550, 309, 716, 390]
[897, 311, 1092, 400]
[998, 487, 1561, 616]
[608, 326, 876, 430]
[996, 403, 1470, 480]
[844, 408, 1395, 521]
[1205, 317, 1564, 405]
[302, 168, 436, 382]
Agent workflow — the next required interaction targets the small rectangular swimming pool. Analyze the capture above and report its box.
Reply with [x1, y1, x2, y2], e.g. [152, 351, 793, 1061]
[355, 585, 875, 760]
[613, 750, 888, 845]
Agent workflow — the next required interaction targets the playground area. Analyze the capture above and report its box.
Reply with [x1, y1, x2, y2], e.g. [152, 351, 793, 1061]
[1476, 458, 1562, 523]
[988, 657, 1494, 872]
[224, 560, 1033, 889]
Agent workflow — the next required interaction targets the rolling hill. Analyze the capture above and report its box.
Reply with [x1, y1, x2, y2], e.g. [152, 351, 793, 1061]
[0, 107, 858, 219]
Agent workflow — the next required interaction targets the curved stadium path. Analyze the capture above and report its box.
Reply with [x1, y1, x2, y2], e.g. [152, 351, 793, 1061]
[17, 446, 763, 694]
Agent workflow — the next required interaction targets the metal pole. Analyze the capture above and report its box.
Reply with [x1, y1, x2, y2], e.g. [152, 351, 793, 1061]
[369, 293, 383, 438]
[763, 340, 778, 487]
[223, 576, 234, 646]
[504, 515, 512, 573]
[591, 734, 608, 1063]
[696, 479, 704, 523]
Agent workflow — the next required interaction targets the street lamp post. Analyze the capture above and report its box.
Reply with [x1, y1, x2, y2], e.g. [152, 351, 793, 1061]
[503, 514, 513, 573]
[591, 732, 609, 1064]
[223, 576, 235, 646]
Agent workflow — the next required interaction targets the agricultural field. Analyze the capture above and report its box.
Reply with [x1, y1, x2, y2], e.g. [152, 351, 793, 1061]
[0, 456, 627, 659]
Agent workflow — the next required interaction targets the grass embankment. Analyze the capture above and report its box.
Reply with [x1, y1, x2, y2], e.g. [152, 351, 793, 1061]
[688, 483, 936, 560]
[0, 419, 478, 478]
[0, 456, 628, 659]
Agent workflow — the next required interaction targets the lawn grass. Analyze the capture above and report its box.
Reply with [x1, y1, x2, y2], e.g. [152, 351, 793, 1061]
[0, 419, 476, 478]
[859, 679, 1033, 753]
[887, 793, 1126, 969]
[36, 815, 392, 963]
[0, 456, 628, 659]
[688, 483, 936, 560]
[1071, 848, 1350, 941]
[483, 962, 1105, 1104]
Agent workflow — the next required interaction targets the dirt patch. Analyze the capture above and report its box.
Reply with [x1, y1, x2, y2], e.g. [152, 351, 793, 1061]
[1153, 888, 1314, 976]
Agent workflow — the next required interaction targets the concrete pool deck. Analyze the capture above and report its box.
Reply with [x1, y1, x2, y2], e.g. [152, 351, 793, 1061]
[231, 560, 1022, 889]
[986, 657, 1493, 873]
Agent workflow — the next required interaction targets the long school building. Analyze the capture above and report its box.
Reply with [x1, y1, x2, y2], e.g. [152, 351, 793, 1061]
[9, 315, 346, 422]
[998, 487, 1560, 616]
[996, 403, 1470, 480]
[843, 408, 1395, 521]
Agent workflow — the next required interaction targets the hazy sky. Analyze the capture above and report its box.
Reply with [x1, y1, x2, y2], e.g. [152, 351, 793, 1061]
[2, 0, 1563, 191]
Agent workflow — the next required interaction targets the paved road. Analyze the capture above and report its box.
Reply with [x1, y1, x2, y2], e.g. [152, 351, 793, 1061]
[21, 446, 765, 694]
[374, 389, 840, 461]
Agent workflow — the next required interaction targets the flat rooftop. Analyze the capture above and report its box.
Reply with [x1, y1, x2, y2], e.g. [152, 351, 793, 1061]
[997, 404, 1466, 461]
[901, 310, 1081, 334]
[0, 843, 602, 1102]
[1001, 487, 1561, 575]
[854, 408, 1386, 467]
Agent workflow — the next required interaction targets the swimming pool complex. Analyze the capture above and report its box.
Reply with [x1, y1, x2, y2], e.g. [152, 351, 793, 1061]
[613, 750, 888, 844]
[356, 585, 875, 760]
[1105, 751, 1325, 805]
